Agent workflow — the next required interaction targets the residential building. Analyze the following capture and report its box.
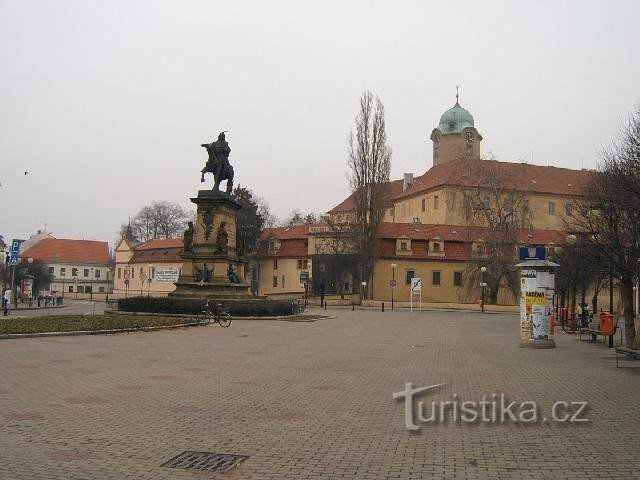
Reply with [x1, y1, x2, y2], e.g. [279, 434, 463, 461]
[21, 238, 112, 295]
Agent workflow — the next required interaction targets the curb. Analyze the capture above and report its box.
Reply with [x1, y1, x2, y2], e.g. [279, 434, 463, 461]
[0, 320, 210, 340]
[106, 310, 335, 321]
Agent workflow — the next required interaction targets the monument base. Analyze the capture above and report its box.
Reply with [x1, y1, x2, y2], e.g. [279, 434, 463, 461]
[169, 280, 253, 299]
[519, 339, 556, 349]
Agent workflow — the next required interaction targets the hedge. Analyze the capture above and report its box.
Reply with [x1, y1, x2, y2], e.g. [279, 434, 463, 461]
[117, 296, 296, 317]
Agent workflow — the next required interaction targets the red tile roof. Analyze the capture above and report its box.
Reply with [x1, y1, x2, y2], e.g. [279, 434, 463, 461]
[21, 238, 110, 265]
[394, 158, 595, 200]
[127, 237, 183, 264]
[256, 238, 309, 258]
[259, 225, 314, 241]
[328, 179, 407, 213]
[136, 238, 184, 250]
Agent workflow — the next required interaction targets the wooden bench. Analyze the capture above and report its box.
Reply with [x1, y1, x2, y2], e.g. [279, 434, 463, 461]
[615, 347, 640, 368]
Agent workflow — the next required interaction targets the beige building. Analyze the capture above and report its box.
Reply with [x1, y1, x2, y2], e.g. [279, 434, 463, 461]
[254, 225, 311, 297]
[113, 237, 183, 297]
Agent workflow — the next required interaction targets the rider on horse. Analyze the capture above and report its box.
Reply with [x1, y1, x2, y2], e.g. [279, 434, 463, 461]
[200, 131, 234, 193]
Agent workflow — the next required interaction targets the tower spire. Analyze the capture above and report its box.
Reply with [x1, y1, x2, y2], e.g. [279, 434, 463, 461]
[455, 86, 459, 105]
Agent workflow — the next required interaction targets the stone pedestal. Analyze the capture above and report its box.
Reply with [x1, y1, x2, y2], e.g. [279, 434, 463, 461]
[170, 190, 252, 299]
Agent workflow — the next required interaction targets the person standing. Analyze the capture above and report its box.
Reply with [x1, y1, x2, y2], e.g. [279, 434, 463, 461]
[3, 288, 11, 316]
[320, 279, 326, 308]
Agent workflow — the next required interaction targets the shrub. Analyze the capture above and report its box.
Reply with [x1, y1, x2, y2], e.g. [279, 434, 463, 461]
[117, 296, 296, 317]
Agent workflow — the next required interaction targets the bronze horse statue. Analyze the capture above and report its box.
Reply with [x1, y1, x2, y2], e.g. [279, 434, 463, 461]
[200, 132, 234, 193]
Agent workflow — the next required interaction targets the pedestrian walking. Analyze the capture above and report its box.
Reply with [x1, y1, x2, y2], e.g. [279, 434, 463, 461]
[320, 279, 326, 308]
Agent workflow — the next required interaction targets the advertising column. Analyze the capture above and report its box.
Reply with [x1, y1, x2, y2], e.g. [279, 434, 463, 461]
[517, 247, 557, 349]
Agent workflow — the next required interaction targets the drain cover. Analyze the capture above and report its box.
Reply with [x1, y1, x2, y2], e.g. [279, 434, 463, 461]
[162, 451, 248, 473]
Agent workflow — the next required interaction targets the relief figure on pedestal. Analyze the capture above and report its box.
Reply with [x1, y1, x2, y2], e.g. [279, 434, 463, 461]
[215, 221, 229, 254]
[194, 263, 212, 283]
[202, 209, 214, 240]
[227, 264, 241, 284]
[183, 221, 194, 252]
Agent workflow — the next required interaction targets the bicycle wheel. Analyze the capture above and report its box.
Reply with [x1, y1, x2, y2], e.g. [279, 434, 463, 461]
[218, 312, 232, 327]
[202, 311, 213, 325]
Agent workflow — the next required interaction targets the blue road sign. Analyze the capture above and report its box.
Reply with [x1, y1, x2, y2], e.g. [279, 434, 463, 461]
[9, 239, 21, 265]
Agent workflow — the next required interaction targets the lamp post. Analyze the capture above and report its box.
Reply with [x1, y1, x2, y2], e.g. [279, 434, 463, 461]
[390, 263, 396, 310]
[480, 266, 487, 313]
[147, 264, 153, 297]
[90, 268, 94, 299]
[106, 268, 111, 303]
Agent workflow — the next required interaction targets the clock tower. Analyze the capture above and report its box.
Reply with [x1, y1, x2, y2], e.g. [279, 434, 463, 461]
[430, 91, 482, 166]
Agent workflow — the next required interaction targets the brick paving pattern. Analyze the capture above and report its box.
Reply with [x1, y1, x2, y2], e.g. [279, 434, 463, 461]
[1, 309, 639, 479]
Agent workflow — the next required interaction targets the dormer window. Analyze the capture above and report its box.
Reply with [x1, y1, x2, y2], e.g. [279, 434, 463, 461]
[400, 242, 408, 251]
[433, 242, 441, 252]
[449, 121, 455, 130]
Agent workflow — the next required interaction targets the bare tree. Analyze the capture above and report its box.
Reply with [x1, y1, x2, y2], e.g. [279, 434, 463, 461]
[347, 91, 392, 298]
[460, 162, 532, 304]
[119, 201, 193, 243]
[565, 106, 640, 347]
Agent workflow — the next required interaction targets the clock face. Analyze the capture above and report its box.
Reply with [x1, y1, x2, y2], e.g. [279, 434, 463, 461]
[465, 131, 475, 143]
[433, 132, 441, 143]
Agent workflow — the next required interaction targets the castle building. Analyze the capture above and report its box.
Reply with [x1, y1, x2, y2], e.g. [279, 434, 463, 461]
[255, 94, 596, 305]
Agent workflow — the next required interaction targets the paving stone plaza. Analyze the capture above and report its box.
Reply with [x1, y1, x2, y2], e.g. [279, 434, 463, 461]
[1, 309, 639, 479]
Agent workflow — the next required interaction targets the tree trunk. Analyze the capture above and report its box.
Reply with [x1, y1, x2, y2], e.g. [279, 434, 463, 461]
[621, 276, 636, 348]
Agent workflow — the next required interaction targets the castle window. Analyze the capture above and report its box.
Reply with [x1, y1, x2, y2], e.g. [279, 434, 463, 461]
[466, 144, 473, 156]
[454, 271, 463, 287]
[548, 202, 556, 215]
[432, 271, 441, 286]
[273, 259, 278, 270]
[434, 195, 439, 209]
[273, 276, 278, 287]
[432, 242, 441, 252]
[400, 242, 408, 251]
[406, 270, 416, 285]
[421, 198, 426, 212]
[449, 122, 455, 130]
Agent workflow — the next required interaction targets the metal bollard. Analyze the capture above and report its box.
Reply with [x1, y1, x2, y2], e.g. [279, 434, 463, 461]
[352, 303, 355, 311]
[382, 302, 385, 312]
[324, 302, 327, 310]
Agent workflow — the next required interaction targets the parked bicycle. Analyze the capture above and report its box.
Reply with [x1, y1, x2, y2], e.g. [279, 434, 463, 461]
[201, 300, 232, 327]
[291, 298, 305, 315]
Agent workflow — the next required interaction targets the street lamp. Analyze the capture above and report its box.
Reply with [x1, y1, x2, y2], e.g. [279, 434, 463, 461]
[89, 268, 94, 299]
[480, 266, 487, 313]
[390, 263, 397, 310]
[106, 267, 111, 303]
[147, 264, 153, 297]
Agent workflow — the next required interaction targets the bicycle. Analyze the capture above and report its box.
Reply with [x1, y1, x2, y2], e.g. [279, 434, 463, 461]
[291, 298, 305, 315]
[201, 300, 232, 327]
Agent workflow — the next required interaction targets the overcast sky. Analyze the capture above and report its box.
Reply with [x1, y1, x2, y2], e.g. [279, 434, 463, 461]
[2, 0, 639, 247]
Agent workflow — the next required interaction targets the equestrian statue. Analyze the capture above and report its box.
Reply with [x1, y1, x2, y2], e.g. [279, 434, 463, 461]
[200, 131, 234, 193]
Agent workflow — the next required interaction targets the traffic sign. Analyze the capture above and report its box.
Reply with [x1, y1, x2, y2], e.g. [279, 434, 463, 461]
[389, 279, 397, 288]
[410, 277, 422, 293]
[9, 239, 20, 265]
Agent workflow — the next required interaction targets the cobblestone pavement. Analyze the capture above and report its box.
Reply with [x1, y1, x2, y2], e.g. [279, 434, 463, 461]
[1, 309, 639, 479]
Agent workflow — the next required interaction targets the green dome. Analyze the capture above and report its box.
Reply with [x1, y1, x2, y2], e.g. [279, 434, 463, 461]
[438, 102, 474, 133]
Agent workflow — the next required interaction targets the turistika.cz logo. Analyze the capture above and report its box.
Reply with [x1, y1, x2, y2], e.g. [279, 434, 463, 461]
[393, 383, 589, 431]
